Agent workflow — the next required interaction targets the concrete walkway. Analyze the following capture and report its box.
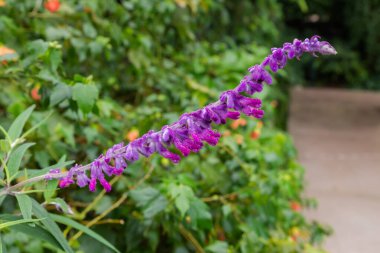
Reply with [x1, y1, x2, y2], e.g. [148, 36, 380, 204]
[288, 87, 380, 253]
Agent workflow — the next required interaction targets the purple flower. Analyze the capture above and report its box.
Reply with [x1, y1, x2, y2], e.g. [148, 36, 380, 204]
[76, 171, 90, 188]
[99, 177, 112, 192]
[57, 36, 337, 193]
[125, 143, 139, 161]
[89, 178, 97, 192]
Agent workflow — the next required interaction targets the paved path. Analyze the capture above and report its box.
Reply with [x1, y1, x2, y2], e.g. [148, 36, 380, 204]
[288, 87, 380, 253]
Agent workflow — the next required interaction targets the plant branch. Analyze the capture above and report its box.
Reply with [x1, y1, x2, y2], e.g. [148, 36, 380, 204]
[178, 224, 205, 253]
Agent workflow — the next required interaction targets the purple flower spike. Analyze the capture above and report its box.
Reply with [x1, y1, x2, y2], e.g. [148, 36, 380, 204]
[90, 159, 103, 179]
[59, 177, 74, 188]
[99, 178, 112, 192]
[58, 166, 76, 188]
[125, 143, 139, 161]
[249, 65, 272, 84]
[58, 36, 336, 193]
[158, 144, 181, 163]
[89, 178, 97, 192]
[76, 171, 90, 188]
[226, 111, 240, 120]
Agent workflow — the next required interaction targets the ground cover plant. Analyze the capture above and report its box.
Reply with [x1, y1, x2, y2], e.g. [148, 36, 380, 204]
[0, 1, 335, 252]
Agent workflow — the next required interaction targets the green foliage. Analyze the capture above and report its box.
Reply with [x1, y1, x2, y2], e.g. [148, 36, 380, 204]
[281, 0, 379, 89]
[0, 1, 330, 252]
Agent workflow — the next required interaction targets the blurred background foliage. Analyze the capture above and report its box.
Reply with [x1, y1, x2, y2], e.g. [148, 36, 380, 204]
[1, 0, 376, 252]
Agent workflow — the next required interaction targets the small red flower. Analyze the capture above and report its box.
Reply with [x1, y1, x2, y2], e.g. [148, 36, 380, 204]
[290, 201, 302, 212]
[31, 86, 41, 101]
[231, 118, 247, 129]
[44, 0, 60, 13]
[125, 129, 139, 142]
[250, 130, 260, 140]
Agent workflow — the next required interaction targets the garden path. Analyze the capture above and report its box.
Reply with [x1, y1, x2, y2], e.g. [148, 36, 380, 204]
[288, 87, 380, 253]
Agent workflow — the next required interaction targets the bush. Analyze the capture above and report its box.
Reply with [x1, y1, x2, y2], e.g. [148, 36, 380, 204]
[0, 1, 330, 252]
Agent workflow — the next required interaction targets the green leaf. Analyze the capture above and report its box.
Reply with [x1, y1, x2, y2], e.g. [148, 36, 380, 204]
[7, 143, 34, 179]
[143, 195, 168, 219]
[206, 241, 228, 253]
[0, 232, 5, 253]
[0, 126, 11, 146]
[0, 214, 62, 250]
[8, 105, 35, 141]
[130, 187, 160, 207]
[49, 48, 62, 73]
[130, 187, 168, 219]
[15, 194, 32, 220]
[44, 180, 58, 202]
[0, 218, 43, 230]
[0, 140, 10, 153]
[27, 156, 73, 177]
[21, 111, 53, 139]
[72, 83, 99, 114]
[188, 198, 212, 229]
[168, 184, 194, 217]
[47, 198, 73, 215]
[0, 196, 6, 206]
[22, 40, 49, 67]
[50, 214, 121, 253]
[50, 84, 72, 106]
[83, 23, 97, 38]
[31, 198, 74, 253]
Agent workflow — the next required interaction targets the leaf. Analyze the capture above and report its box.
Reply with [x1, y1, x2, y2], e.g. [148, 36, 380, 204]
[206, 241, 229, 253]
[27, 156, 73, 177]
[143, 195, 167, 219]
[8, 105, 35, 141]
[22, 40, 49, 67]
[0, 195, 6, 206]
[44, 179, 58, 202]
[49, 48, 62, 73]
[7, 142, 34, 179]
[168, 184, 194, 217]
[50, 83, 72, 106]
[0, 214, 62, 250]
[50, 214, 121, 253]
[130, 187, 168, 219]
[187, 198, 212, 229]
[47, 198, 73, 215]
[83, 23, 97, 38]
[130, 187, 160, 207]
[31, 198, 74, 253]
[15, 194, 32, 220]
[72, 83, 99, 114]
[0, 218, 43, 230]
[0, 140, 10, 153]
[0, 232, 5, 253]
[21, 111, 53, 139]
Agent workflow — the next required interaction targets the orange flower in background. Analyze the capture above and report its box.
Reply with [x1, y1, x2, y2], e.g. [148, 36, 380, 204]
[0, 46, 17, 65]
[222, 130, 231, 137]
[250, 130, 260, 140]
[125, 129, 139, 142]
[290, 201, 302, 212]
[0, 46, 16, 57]
[44, 0, 60, 13]
[0, 0, 6, 7]
[235, 134, 244, 145]
[31, 86, 41, 101]
[231, 118, 247, 129]
[250, 121, 263, 140]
